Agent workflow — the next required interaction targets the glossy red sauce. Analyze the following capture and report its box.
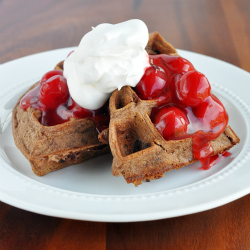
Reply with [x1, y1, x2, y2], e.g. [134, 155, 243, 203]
[135, 54, 229, 170]
[20, 70, 109, 132]
[209, 151, 232, 169]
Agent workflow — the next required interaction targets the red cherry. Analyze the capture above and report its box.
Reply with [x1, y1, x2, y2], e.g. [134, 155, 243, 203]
[153, 106, 189, 140]
[176, 71, 211, 107]
[40, 70, 63, 84]
[151, 54, 195, 73]
[135, 67, 168, 100]
[40, 75, 69, 109]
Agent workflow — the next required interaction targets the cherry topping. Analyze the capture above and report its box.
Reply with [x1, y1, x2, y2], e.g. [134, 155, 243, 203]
[153, 106, 189, 140]
[20, 70, 109, 130]
[135, 67, 168, 100]
[176, 71, 211, 107]
[40, 75, 69, 109]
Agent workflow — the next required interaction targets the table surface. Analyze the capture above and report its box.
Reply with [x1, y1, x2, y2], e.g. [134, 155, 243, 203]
[1, 0, 250, 249]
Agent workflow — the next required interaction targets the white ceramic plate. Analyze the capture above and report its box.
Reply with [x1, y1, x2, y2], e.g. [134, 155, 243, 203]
[0, 48, 249, 222]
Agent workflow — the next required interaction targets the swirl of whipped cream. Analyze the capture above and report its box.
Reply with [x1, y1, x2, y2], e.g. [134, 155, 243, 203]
[63, 19, 150, 110]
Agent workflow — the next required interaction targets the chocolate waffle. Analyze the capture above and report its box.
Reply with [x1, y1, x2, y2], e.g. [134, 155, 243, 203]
[12, 62, 110, 176]
[104, 32, 240, 186]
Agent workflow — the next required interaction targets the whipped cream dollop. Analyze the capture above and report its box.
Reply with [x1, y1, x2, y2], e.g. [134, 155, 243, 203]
[63, 19, 150, 110]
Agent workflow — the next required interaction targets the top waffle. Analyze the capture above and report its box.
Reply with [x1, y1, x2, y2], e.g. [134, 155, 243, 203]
[105, 32, 240, 186]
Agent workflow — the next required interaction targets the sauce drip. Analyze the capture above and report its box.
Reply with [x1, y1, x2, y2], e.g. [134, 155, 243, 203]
[209, 151, 232, 169]
[135, 54, 228, 169]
